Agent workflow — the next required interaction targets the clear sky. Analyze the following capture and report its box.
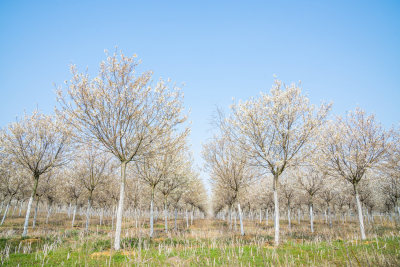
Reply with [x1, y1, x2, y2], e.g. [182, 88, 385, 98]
[1, 0, 399, 192]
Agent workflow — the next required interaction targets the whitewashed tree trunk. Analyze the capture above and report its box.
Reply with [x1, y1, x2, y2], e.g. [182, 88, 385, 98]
[287, 207, 291, 230]
[229, 206, 233, 229]
[22, 177, 39, 237]
[265, 209, 268, 225]
[298, 208, 301, 224]
[68, 203, 72, 218]
[85, 198, 92, 231]
[12, 201, 18, 216]
[19, 201, 23, 217]
[0, 200, 10, 225]
[354, 186, 366, 240]
[238, 203, 245, 236]
[72, 203, 77, 227]
[100, 208, 104, 226]
[190, 207, 194, 225]
[259, 209, 262, 224]
[114, 161, 127, 250]
[164, 199, 168, 233]
[273, 176, 280, 245]
[150, 187, 155, 237]
[185, 209, 189, 228]
[46, 203, 52, 224]
[234, 211, 237, 231]
[309, 204, 314, 233]
[174, 208, 178, 231]
[32, 198, 39, 229]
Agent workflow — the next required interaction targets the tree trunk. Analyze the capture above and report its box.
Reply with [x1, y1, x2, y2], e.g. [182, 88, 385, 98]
[85, 197, 92, 231]
[265, 208, 268, 225]
[354, 185, 366, 240]
[0, 200, 11, 225]
[12, 200, 18, 216]
[19, 201, 23, 217]
[22, 176, 39, 237]
[309, 203, 314, 233]
[238, 202, 245, 236]
[298, 208, 301, 224]
[328, 206, 332, 228]
[72, 202, 77, 227]
[46, 202, 52, 224]
[32, 197, 39, 229]
[259, 208, 262, 224]
[273, 175, 280, 245]
[229, 206, 233, 230]
[190, 207, 194, 225]
[287, 207, 291, 230]
[185, 209, 189, 228]
[164, 197, 168, 233]
[174, 207, 178, 231]
[114, 161, 127, 250]
[150, 186, 155, 237]
[68, 202, 72, 218]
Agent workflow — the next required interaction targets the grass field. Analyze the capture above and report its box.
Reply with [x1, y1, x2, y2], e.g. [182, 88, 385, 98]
[0, 212, 399, 266]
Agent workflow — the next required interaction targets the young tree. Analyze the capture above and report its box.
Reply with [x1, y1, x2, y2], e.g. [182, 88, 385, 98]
[226, 80, 330, 244]
[63, 169, 84, 227]
[135, 138, 185, 237]
[75, 144, 113, 231]
[57, 50, 188, 250]
[0, 159, 27, 225]
[296, 167, 325, 233]
[0, 111, 70, 236]
[158, 159, 190, 233]
[203, 135, 255, 236]
[318, 108, 389, 240]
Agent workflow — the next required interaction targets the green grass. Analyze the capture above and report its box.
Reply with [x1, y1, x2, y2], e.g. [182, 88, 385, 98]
[1, 216, 400, 266]
[1, 235, 399, 266]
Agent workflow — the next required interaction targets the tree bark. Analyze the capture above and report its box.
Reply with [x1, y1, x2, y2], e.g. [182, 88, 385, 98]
[85, 197, 92, 231]
[72, 202, 77, 227]
[150, 186, 155, 237]
[287, 207, 291, 230]
[19, 201, 23, 217]
[114, 161, 127, 250]
[32, 197, 39, 229]
[0, 199, 11, 225]
[46, 202, 52, 224]
[354, 185, 366, 240]
[309, 203, 314, 233]
[273, 175, 280, 245]
[22, 176, 39, 237]
[164, 197, 168, 233]
[238, 202, 245, 236]
[174, 207, 177, 231]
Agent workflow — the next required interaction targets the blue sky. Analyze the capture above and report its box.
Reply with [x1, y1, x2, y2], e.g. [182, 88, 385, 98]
[1, 0, 399, 191]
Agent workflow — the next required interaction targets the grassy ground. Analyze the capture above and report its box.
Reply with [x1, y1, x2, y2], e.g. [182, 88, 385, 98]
[0, 213, 399, 266]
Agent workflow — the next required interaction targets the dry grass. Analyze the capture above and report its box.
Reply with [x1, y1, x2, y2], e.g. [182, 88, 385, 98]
[0, 211, 399, 266]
